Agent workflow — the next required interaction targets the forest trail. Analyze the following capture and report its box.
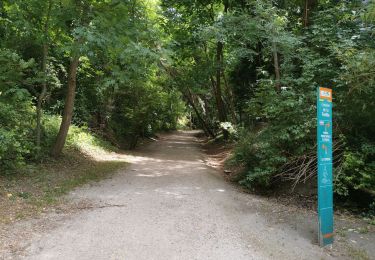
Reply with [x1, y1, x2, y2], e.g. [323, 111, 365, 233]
[3, 132, 352, 259]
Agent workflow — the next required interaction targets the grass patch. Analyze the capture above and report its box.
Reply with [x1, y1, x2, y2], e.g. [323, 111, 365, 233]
[34, 159, 127, 206]
[0, 117, 131, 225]
[0, 151, 127, 225]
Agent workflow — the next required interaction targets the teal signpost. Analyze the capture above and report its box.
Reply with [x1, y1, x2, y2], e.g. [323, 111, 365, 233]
[317, 87, 334, 246]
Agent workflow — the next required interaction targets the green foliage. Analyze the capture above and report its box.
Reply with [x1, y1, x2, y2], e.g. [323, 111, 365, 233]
[0, 102, 34, 170]
[229, 1, 375, 196]
[0, 49, 36, 170]
[0, 0, 186, 172]
[108, 83, 184, 148]
[233, 130, 275, 187]
[233, 79, 316, 186]
[336, 144, 375, 196]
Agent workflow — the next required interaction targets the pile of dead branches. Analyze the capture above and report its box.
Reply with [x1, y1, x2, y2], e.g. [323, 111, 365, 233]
[275, 139, 345, 190]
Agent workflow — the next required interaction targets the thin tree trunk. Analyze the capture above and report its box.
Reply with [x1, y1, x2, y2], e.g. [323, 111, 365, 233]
[184, 89, 215, 138]
[203, 44, 219, 99]
[223, 73, 237, 124]
[209, 75, 217, 96]
[36, 0, 52, 149]
[51, 56, 80, 157]
[272, 41, 281, 92]
[36, 44, 48, 148]
[215, 41, 227, 122]
[303, 0, 318, 27]
[303, 0, 309, 27]
[190, 99, 215, 138]
[215, 0, 229, 139]
[203, 42, 226, 122]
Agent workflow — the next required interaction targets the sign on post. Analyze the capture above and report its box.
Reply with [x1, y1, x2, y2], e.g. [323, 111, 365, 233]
[317, 87, 334, 246]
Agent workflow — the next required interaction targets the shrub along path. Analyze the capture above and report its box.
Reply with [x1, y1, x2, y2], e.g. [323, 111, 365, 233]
[1, 131, 373, 259]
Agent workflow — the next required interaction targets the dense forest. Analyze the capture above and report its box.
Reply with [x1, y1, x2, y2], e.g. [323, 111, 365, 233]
[0, 0, 374, 207]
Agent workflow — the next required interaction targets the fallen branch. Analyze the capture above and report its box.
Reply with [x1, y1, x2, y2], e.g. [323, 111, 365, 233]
[274, 139, 345, 191]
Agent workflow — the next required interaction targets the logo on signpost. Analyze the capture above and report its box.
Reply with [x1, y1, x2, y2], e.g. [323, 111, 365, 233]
[319, 87, 332, 101]
[317, 87, 334, 247]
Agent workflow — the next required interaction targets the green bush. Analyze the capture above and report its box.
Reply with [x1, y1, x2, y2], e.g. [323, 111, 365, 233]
[0, 101, 36, 170]
[0, 49, 37, 171]
[233, 130, 275, 187]
[232, 79, 316, 188]
[335, 144, 375, 196]
[232, 5, 375, 196]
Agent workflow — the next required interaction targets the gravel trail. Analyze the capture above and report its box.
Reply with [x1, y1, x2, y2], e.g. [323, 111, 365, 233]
[7, 131, 340, 260]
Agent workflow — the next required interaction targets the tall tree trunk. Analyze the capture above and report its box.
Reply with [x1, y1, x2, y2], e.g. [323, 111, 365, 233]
[36, 0, 52, 149]
[223, 73, 237, 124]
[215, 41, 227, 122]
[36, 44, 48, 148]
[303, 0, 318, 27]
[213, 0, 229, 123]
[51, 56, 80, 157]
[303, 0, 309, 27]
[215, 0, 230, 139]
[204, 43, 226, 122]
[272, 41, 281, 92]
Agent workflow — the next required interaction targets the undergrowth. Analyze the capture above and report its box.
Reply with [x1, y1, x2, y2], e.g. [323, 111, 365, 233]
[0, 117, 128, 224]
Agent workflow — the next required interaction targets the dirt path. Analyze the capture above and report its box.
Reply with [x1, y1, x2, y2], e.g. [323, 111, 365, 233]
[1, 131, 372, 259]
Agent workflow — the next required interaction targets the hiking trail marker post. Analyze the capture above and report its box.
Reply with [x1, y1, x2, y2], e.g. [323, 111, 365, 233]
[317, 87, 334, 247]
